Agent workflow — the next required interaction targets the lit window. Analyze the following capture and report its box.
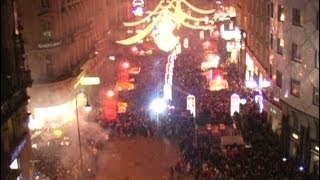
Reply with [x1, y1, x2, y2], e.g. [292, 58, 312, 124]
[276, 70, 282, 88]
[277, 38, 284, 55]
[292, 8, 302, 26]
[290, 79, 300, 97]
[292, 43, 302, 62]
[314, 87, 319, 106]
[278, 5, 285, 22]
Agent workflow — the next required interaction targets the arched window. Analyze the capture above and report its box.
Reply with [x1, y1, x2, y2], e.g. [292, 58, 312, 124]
[40, 19, 52, 41]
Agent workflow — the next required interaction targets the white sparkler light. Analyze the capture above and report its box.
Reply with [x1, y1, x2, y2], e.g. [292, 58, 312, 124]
[150, 98, 167, 113]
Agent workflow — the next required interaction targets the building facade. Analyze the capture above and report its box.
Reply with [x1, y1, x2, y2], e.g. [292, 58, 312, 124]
[16, 0, 131, 129]
[236, 0, 319, 173]
[1, 0, 33, 179]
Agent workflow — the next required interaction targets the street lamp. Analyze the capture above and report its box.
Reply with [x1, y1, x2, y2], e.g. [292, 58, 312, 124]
[75, 91, 91, 178]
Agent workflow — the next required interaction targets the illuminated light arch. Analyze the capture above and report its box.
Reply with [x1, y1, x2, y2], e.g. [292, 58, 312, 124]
[169, 2, 207, 22]
[116, 17, 159, 45]
[117, 0, 215, 46]
[180, 0, 215, 14]
[179, 20, 212, 30]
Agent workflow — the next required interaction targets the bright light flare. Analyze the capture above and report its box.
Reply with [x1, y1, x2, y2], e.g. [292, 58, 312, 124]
[149, 98, 167, 113]
[133, 6, 144, 16]
[122, 62, 130, 69]
[132, 46, 138, 52]
[154, 33, 178, 52]
[292, 133, 299, 140]
[107, 90, 114, 97]
[85, 104, 92, 112]
[53, 129, 63, 138]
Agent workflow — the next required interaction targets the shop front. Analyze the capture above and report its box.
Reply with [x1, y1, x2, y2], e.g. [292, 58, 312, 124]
[263, 99, 283, 136]
[310, 142, 319, 174]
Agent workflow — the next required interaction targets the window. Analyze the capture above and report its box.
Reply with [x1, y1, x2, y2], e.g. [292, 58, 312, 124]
[292, 8, 302, 26]
[276, 70, 282, 87]
[315, 50, 319, 68]
[314, 87, 319, 106]
[277, 38, 284, 55]
[270, 33, 273, 49]
[278, 5, 285, 22]
[291, 79, 300, 97]
[46, 55, 53, 77]
[41, 19, 52, 40]
[40, 0, 49, 8]
[292, 43, 302, 62]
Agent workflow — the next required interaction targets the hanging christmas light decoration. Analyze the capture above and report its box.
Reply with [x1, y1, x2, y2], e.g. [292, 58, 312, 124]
[116, 0, 216, 52]
[132, 0, 145, 16]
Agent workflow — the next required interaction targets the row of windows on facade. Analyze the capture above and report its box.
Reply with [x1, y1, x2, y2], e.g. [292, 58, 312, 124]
[275, 71, 319, 106]
[268, 3, 319, 29]
[273, 38, 319, 65]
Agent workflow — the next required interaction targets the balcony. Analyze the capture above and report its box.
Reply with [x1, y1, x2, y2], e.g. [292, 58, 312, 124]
[1, 90, 30, 126]
[22, 70, 33, 88]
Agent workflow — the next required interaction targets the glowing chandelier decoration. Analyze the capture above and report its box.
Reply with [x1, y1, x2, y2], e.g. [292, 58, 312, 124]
[116, 0, 216, 52]
[132, 0, 145, 16]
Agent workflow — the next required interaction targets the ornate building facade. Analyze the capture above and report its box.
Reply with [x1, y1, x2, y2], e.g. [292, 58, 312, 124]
[16, 0, 131, 128]
[1, 0, 33, 179]
[236, 0, 319, 173]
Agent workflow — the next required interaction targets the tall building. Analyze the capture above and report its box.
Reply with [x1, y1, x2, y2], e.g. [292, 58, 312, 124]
[1, 0, 33, 179]
[236, 0, 319, 173]
[16, 0, 129, 129]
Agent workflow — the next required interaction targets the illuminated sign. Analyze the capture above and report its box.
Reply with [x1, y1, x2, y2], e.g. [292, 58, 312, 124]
[230, 93, 247, 116]
[187, 94, 196, 117]
[183, 37, 189, 48]
[254, 94, 264, 113]
[80, 77, 100, 86]
[230, 93, 240, 116]
[163, 83, 172, 100]
[38, 40, 62, 49]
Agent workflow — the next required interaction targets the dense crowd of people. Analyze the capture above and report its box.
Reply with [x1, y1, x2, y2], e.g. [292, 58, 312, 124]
[31, 121, 106, 179]
[30, 29, 318, 180]
[165, 39, 312, 179]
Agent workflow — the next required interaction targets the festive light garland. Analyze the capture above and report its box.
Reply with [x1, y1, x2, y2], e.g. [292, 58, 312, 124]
[116, 0, 215, 47]
[180, 0, 215, 14]
[116, 16, 159, 45]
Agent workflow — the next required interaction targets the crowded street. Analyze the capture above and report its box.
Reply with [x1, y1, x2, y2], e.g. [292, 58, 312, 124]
[22, 1, 318, 180]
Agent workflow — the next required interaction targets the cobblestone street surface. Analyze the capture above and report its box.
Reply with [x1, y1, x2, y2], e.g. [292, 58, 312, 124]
[95, 137, 180, 180]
